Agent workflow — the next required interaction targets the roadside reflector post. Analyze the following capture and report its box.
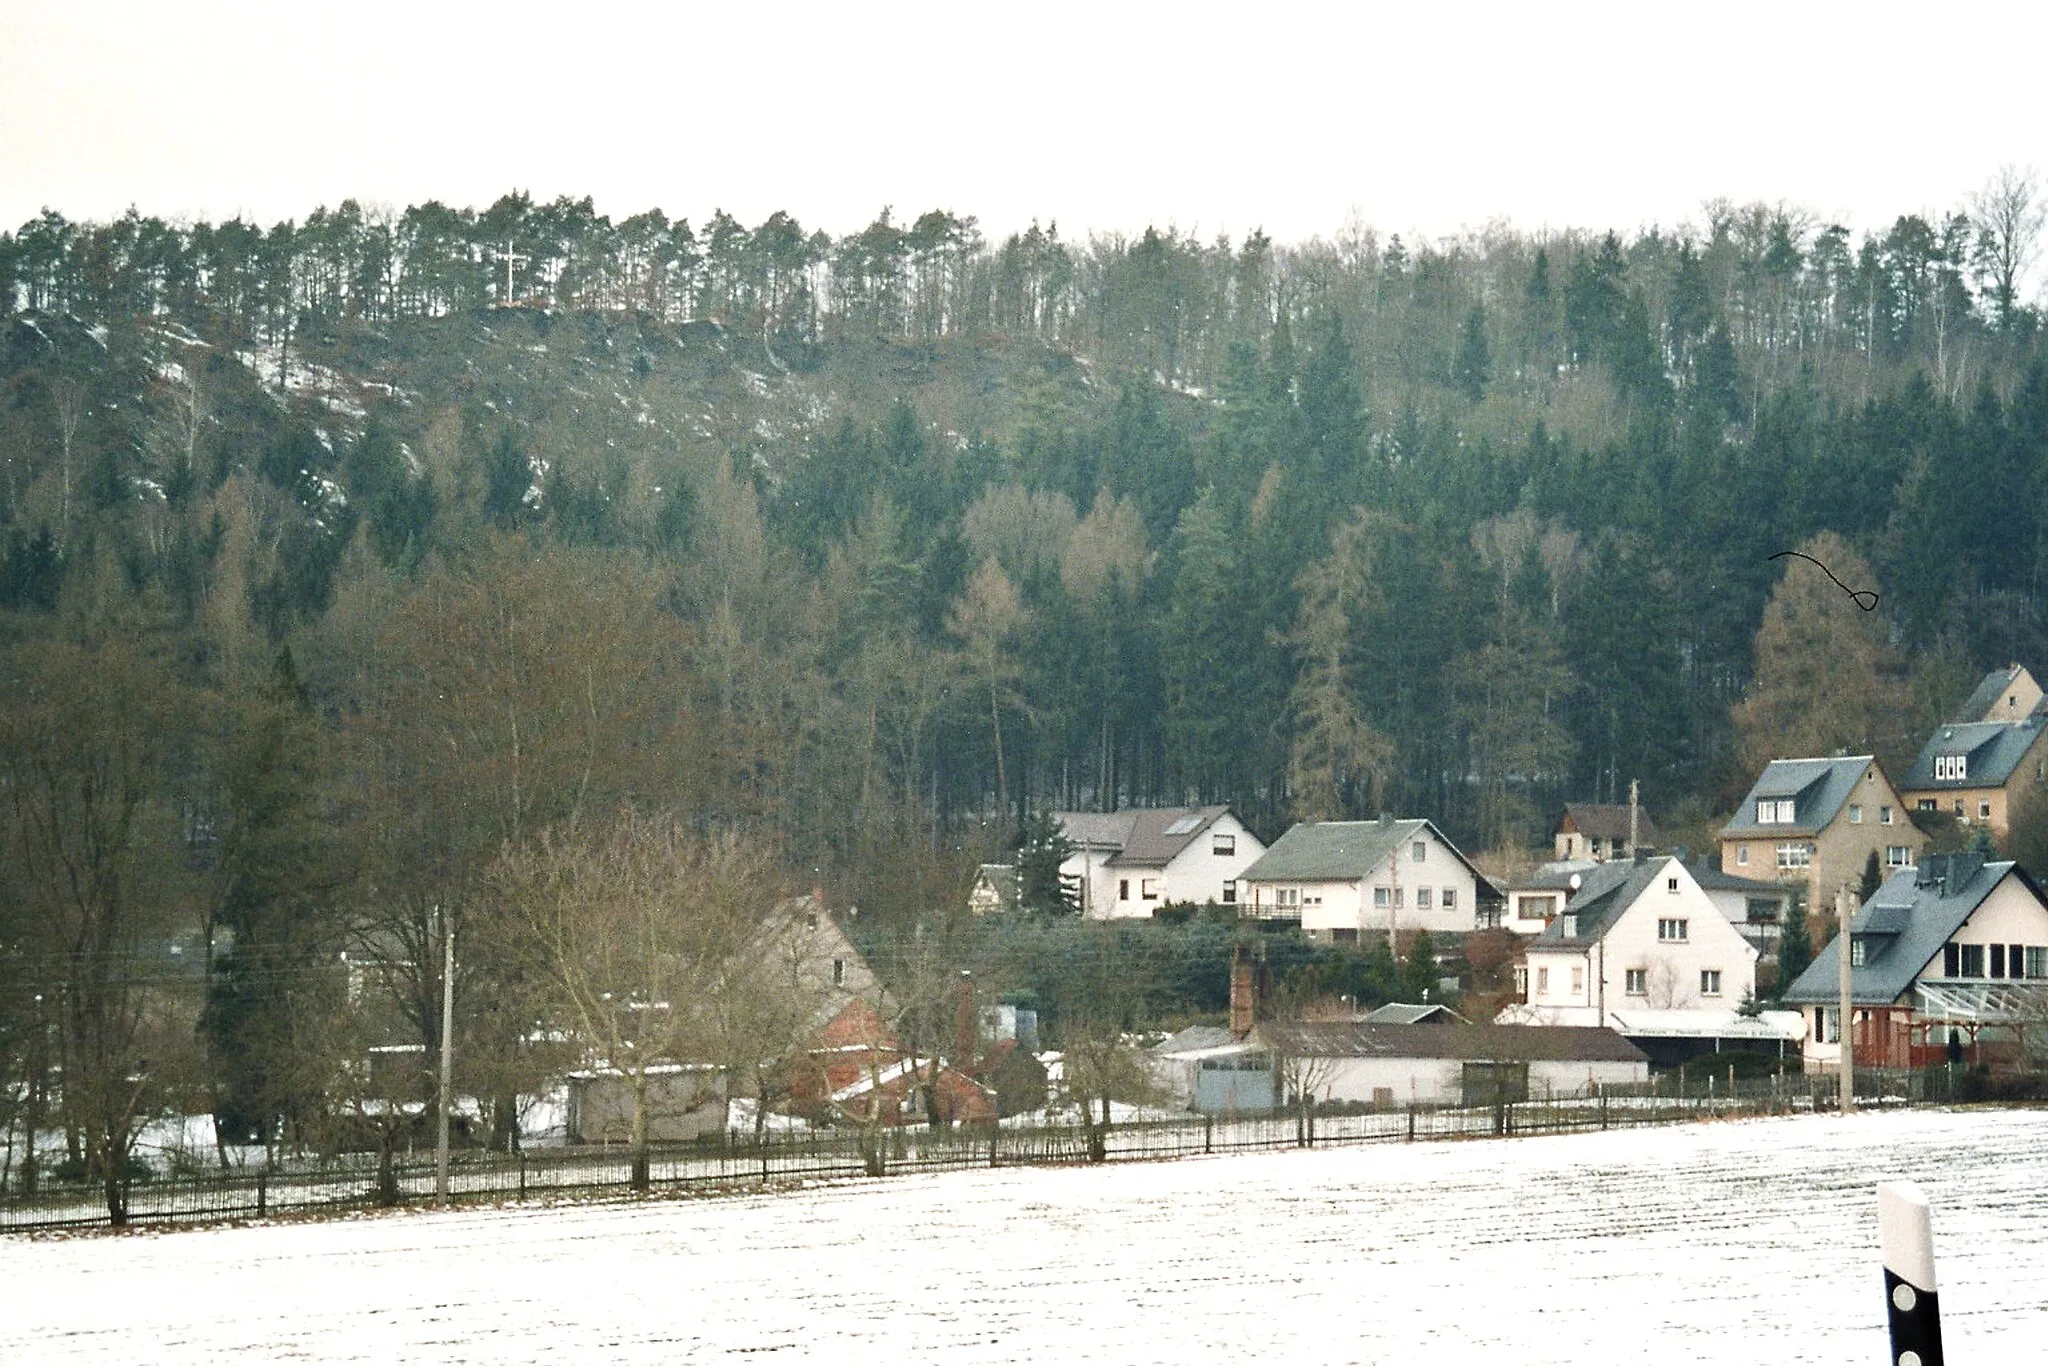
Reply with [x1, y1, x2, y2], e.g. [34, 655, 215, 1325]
[1877, 1180, 1943, 1366]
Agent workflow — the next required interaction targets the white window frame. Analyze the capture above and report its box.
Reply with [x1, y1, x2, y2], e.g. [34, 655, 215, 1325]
[1411, 840, 1427, 863]
[1658, 917, 1689, 942]
[1880, 805, 1893, 825]
[1441, 888, 1456, 910]
[1415, 887, 1433, 911]
[1887, 845, 1911, 868]
[1700, 969, 1722, 997]
[1736, 845, 1749, 866]
[1212, 832, 1235, 857]
[1848, 804, 1863, 823]
[1625, 968, 1647, 996]
[1776, 843, 1812, 869]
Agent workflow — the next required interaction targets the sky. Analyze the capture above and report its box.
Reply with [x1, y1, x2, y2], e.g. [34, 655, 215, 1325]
[3, 0, 2046, 251]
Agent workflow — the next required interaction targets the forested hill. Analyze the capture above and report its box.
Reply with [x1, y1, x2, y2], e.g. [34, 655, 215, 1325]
[3, 191, 2048, 886]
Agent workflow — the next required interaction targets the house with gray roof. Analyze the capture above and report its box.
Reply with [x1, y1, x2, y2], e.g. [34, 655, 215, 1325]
[1950, 663, 2043, 725]
[1053, 806, 1265, 919]
[1897, 713, 2048, 843]
[1686, 859, 1794, 953]
[1718, 756, 1922, 922]
[1498, 855, 1795, 1063]
[1237, 816, 1497, 942]
[1501, 859, 1599, 935]
[1781, 852, 2048, 1072]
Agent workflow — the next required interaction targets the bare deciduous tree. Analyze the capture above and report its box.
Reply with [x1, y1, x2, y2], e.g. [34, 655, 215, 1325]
[1970, 165, 2044, 329]
[493, 811, 782, 1190]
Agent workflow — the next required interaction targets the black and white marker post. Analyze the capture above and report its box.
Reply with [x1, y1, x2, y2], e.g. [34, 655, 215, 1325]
[1877, 1181, 1944, 1366]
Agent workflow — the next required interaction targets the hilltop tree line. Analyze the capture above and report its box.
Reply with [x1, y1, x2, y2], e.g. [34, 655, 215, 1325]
[3, 181, 2048, 1210]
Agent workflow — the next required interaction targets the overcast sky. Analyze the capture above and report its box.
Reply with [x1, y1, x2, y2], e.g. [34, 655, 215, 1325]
[4, 0, 2045, 252]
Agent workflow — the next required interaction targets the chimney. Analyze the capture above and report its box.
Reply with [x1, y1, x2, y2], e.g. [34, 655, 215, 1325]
[1378, 812, 1396, 826]
[1229, 945, 1255, 1040]
[953, 971, 976, 1074]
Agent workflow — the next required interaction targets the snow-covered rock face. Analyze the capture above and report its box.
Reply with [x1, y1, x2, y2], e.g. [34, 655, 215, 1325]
[11, 1109, 2047, 1364]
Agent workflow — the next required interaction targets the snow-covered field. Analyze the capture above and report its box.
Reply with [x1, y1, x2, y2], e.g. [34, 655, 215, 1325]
[7, 1109, 2045, 1364]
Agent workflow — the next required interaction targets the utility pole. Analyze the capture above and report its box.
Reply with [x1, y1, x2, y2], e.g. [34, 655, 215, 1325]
[1626, 778, 1640, 859]
[1837, 882, 1855, 1115]
[436, 912, 456, 1203]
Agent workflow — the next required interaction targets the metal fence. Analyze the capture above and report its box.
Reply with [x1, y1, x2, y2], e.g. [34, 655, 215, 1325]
[0, 1069, 1966, 1235]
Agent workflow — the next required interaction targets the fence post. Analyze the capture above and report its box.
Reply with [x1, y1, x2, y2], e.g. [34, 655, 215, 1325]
[1406, 1103, 1416, 1142]
[1204, 1115, 1213, 1155]
[518, 1154, 527, 1201]
[1878, 1181, 1944, 1366]
[257, 1170, 267, 1219]
[1599, 1084, 1608, 1131]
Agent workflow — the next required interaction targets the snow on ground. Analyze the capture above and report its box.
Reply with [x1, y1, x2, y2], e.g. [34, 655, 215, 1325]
[7, 1109, 2047, 1364]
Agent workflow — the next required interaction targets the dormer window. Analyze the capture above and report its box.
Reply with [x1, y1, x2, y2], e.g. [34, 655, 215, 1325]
[1934, 754, 1968, 782]
[1850, 939, 1867, 967]
[1757, 798, 1796, 824]
[1562, 915, 1578, 937]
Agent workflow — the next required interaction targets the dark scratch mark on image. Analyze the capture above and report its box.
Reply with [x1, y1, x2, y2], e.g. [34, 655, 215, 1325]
[1768, 550, 1879, 611]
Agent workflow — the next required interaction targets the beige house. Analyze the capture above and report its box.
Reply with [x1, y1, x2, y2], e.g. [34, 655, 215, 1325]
[1719, 756, 1923, 917]
[1897, 714, 2048, 843]
[1950, 663, 2043, 724]
[1553, 802, 1664, 862]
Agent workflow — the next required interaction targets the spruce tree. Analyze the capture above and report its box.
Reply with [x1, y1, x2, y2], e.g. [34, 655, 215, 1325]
[1775, 889, 1813, 997]
[1454, 304, 1491, 402]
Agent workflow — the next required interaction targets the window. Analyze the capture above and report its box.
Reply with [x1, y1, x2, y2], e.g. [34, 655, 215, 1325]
[1736, 845, 1749, 866]
[1212, 833, 1236, 857]
[1935, 754, 1969, 782]
[1954, 800, 1966, 816]
[1514, 966, 1529, 999]
[1570, 965, 1584, 995]
[1416, 887, 1433, 911]
[1441, 888, 1456, 910]
[1850, 938, 1866, 967]
[1849, 803, 1863, 823]
[1658, 918, 1689, 942]
[1990, 944, 2007, 978]
[1536, 966, 1551, 994]
[1746, 897, 1781, 924]
[1887, 846, 1912, 868]
[1776, 843, 1812, 869]
[1815, 1006, 1834, 1044]
[1521, 894, 1558, 921]
[1140, 878, 1159, 900]
[2027, 946, 2047, 979]
[1374, 887, 1389, 908]
[1561, 915, 1578, 938]
[1119, 879, 1130, 901]
[1590, 839, 1604, 857]
[1276, 887, 1299, 910]
[1625, 968, 1647, 996]
[2010, 943, 2024, 977]
[1959, 944, 1986, 978]
[1880, 806, 1894, 825]
[1700, 970, 1723, 996]
[1666, 876, 1680, 893]
[1756, 798, 1796, 824]
[1917, 799, 1938, 812]
[1221, 880, 1237, 904]
[1944, 943, 1960, 977]
[1980, 801, 1993, 820]
[1411, 840, 1427, 862]
[832, 958, 847, 986]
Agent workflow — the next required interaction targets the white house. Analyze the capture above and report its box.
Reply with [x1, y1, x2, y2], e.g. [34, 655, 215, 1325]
[1782, 852, 2048, 1073]
[1236, 816, 1491, 941]
[1500, 860, 1598, 936]
[1055, 806, 1264, 919]
[1518, 856, 1760, 1017]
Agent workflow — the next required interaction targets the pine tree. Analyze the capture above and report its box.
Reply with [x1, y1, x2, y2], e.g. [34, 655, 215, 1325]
[1016, 811, 1078, 914]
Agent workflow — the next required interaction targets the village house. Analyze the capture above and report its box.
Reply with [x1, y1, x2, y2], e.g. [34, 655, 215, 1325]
[1949, 662, 2043, 725]
[1686, 859, 1794, 956]
[1897, 713, 2048, 843]
[1055, 805, 1266, 918]
[1781, 852, 2048, 1073]
[967, 863, 1020, 915]
[1719, 756, 1923, 917]
[1553, 801, 1664, 863]
[1501, 860, 1598, 935]
[1499, 855, 1802, 1066]
[1236, 815, 1495, 942]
